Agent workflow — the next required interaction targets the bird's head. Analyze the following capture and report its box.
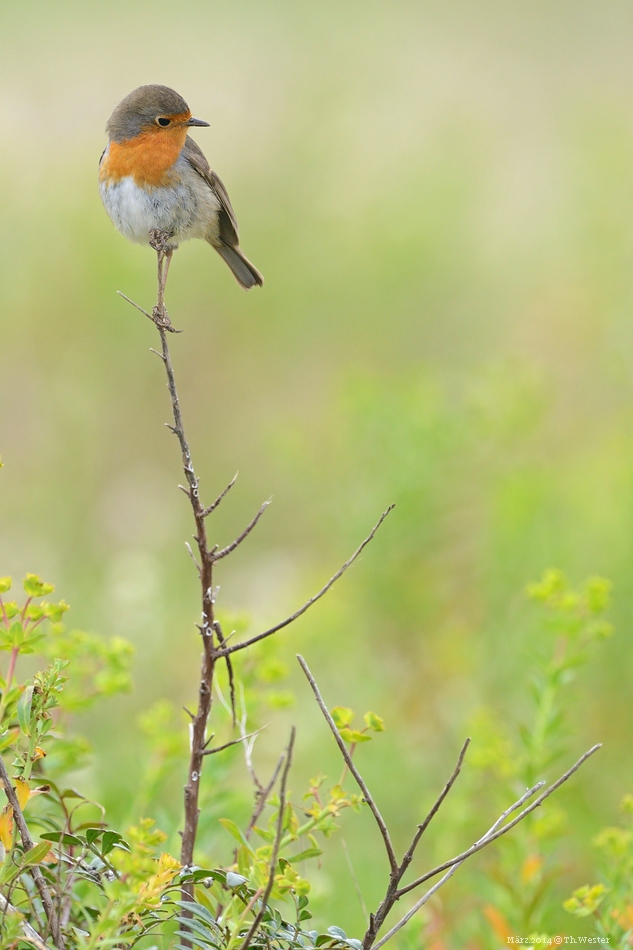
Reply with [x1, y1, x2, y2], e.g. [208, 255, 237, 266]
[106, 85, 209, 143]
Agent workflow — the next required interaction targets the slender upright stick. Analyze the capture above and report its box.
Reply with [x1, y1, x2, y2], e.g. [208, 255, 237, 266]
[119, 236, 392, 917]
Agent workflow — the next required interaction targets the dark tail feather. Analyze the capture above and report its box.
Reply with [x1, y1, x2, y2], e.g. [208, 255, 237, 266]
[214, 243, 263, 289]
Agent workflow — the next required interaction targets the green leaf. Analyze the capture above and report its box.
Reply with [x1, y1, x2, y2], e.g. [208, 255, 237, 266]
[17, 685, 34, 736]
[218, 818, 254, 853]
[23, 575, 54, 598]
[330, 706, 354, 728]
[8, 622, 24, 648]
[339, 728, 371, 744]
[40, 832, 85, 848]
[85, 828, 104, 846]
[0, 578, 11, 594]
[0, 729, 19, 752]
[328, 927, 347, 939]
[42, 600, 69, 623]
[174, 901, 221, 929]
[101, 830, 129, 855]
[252, 825, 275, 841]
[287, 847, 323, 863]
[21, 841, 54, 866]
[364, 711, 384, 732]
[0, 863, 23, 886]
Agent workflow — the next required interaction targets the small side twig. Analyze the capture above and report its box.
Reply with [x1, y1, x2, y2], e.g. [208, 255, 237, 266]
[202, 728, 265, 757]
[221, 506, 395, 657]
[297, 654, 398, 875]
[213, 500, 271, 562]
[237, 727, 295, 950]
[398, 737, 470, 880]
[202, 473, 239, 518]
[245, 755, 284, 841]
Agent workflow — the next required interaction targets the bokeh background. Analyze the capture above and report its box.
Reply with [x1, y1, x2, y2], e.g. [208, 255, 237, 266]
[2, 0, 633, 944]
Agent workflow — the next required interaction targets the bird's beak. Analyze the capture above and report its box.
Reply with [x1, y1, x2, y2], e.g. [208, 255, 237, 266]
[186, 116, 210, 127]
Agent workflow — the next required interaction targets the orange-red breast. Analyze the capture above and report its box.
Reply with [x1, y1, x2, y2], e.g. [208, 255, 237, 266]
[99, 85, 263, 289]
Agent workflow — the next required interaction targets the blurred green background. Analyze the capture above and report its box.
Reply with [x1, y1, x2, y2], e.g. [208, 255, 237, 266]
[2, 0, 633, 943]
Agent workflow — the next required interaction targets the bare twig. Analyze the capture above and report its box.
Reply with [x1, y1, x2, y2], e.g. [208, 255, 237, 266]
[202, 473, 238, 518]
[221, 506, 395, 657]
[117, 291, 153, 321]
[0, 757, 62, 948]
[297, 654, 398, 874]
[122, 238, 396, 950]
[399, 738, 470, 879]
[202, 728, 265, 757]
[238, 727, 295, 950]
[374, 781, 545, 949]
[246, 755, 284, 841]
[396, 743, 601, 899]
[120, 259, 217, 885]
[296, 653, 600, 950]
[212, 620, 237, 724]
[213, 500, 271, 562]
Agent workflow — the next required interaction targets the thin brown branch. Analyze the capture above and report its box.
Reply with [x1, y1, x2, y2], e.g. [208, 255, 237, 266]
[0, 757, 63, 948]
[373, 781, 546, 949]
[360, 738, 472, 946]
[117, 291, 153, 321]
[400, 738, 470, 877]
[202, 473, 239, 518]
[213, 500, 271, 562]
[238, 727, 295, 950]
[202, 728, 265, 757]
[212, 620, 236, 724]
[245, 755, 284, 841]
[297, 654, 398, 875]
[120, 248, 217, 889]
[221, 506, 395, 657]
[396, 743, 601, 899]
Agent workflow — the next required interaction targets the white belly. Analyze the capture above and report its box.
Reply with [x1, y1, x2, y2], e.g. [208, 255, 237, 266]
[100, 160, 220, 247]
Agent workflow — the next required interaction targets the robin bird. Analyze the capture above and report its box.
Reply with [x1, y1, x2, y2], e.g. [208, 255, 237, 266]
[99, 84, 263, 290]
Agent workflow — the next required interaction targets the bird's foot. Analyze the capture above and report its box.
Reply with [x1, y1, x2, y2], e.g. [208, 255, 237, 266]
[149, 229, 177, 253]
[151, 304, 181, 333]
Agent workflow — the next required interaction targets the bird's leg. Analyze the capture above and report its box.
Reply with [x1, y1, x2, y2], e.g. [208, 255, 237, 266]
[149, 229, 178, 331]
[162, 247, 174, 295]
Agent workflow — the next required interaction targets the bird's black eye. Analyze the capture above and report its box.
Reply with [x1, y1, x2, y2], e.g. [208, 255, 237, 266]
[157, 117, 171, 127]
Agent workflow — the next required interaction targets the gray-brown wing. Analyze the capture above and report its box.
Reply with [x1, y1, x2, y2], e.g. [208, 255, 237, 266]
[182, 136, 239, 247]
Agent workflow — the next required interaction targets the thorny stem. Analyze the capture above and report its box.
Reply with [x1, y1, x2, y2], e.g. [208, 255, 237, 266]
[119, 234, 392, 904]
[154, 318, 215, 879]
